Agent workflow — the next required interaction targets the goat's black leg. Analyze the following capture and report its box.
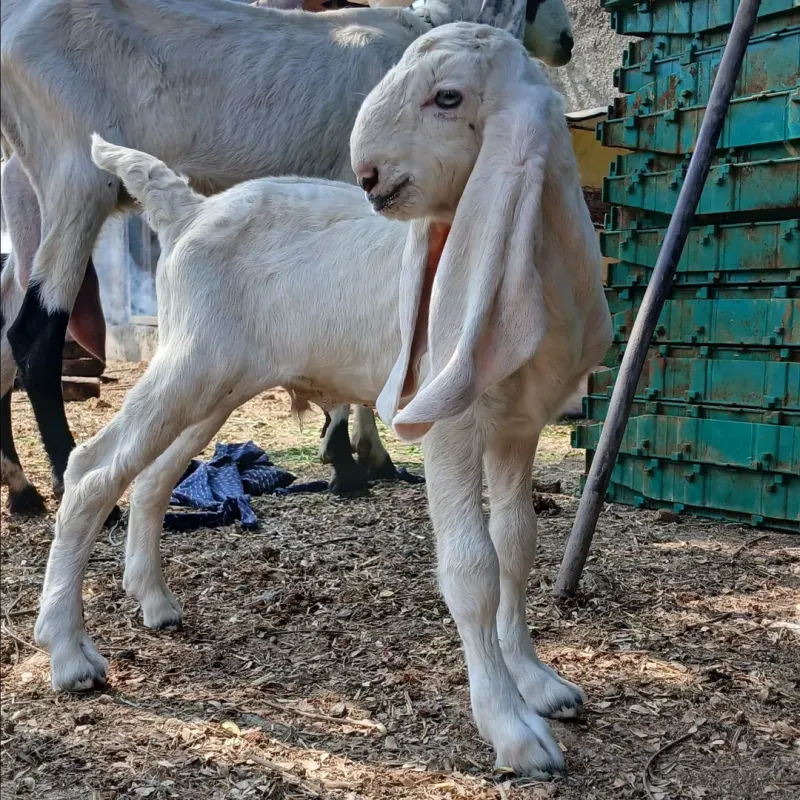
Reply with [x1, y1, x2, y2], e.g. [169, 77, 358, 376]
[8, 284, 74, 498]
[1, 386, 47, 514]
[320, 408, 369, 497]
[8, 284, 122, 526]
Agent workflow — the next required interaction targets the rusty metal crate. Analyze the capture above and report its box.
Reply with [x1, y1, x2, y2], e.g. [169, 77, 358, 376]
[602, 219, 800, 287]
[588, 355, 800, 409]
[574, 414, 800, 474]
[603, 153, 800, 215]
[612, 27, 799, 116]
[599, 89, 800, 153]
[621, 10, 800, 64]
[604, 0, 797, 37]
[581, 454, 800, 532]
[606, 284, 800, 347]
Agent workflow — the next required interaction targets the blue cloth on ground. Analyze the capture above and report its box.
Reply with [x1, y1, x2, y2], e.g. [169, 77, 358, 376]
[164, 441, 296, 531]
[163, 440, 425, 532]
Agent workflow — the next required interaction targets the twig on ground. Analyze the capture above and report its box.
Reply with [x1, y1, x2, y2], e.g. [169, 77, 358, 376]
[261, 699, 387, 734]
[1, 625, 48, 657]
[643, 729, 698, 800]
[731, 534, 771, 560]
[685, 612, 732, 630]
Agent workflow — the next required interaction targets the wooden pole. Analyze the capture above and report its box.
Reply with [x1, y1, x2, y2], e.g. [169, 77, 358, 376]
[554, 0, 764, 599]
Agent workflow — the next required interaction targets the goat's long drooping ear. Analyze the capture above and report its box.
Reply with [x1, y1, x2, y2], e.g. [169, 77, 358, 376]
[378, 83, 560, 441]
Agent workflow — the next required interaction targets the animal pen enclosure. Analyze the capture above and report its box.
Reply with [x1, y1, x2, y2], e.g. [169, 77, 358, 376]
[1, 3, 798, 799]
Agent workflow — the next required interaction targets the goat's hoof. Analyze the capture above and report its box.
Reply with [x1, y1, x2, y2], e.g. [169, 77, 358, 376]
[51, 476, 65, 501]
[518, 670, 586, 721]
[48, 635, 108, 693]
[328, 464, 370, 498]
[103, 504, 123, 529]
[140, 593, 184, 631]
[490, 708, 565, 779]
[360, 454, 399, 482]
[7, 483, 48, 515]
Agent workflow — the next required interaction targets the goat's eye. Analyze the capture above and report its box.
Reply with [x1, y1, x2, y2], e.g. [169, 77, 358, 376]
[434, 89, 462, 110]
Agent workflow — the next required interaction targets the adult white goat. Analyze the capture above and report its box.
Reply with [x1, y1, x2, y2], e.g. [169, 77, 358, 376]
[0, 0, 574, 511]
[34, 22, 610, 776]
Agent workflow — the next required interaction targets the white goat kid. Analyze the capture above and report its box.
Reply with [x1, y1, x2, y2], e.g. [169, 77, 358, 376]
[0, 0, 573, 509]
[34, 23, 610, 776]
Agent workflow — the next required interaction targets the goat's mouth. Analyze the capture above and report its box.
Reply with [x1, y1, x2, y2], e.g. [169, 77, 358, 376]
[369, 177, 411, 214]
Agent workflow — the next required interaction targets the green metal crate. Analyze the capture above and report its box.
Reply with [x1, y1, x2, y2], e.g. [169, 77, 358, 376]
[583, 452, 800, 532]
[605, 0, 798, 38]
[603, 154, 800, 215]
[602, 219, 800, 287]
[591, 460, 800, 533]
[622, 12, 800, 65]
[607, 285, 800, 347]
[583, 395, 800, 424]
[574, 415, 800, 474]
[599, 89, 800, 153]
[605, 260, 799, 287]
[601, 342, 800, 368]
[588, 355, 800, 409]
[613, 27, 799, 114]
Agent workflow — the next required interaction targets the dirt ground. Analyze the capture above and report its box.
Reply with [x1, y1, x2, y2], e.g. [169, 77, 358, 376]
[1, 363, 798, 800]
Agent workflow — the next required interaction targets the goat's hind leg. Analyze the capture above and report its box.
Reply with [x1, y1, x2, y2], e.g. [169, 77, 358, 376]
[1, 387, 47, 514]
[485, 435, 585, 720]
[123, 408, 234, 630]
[34, 356, 225, 692]
[424, 417, 563, 778]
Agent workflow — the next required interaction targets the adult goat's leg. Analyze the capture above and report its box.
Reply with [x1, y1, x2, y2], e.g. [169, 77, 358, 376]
[1, 167, 48, 512]
[351, 405, 400, 481]
[485, 435, 585, 719]
[1, 386, 47, 514]
[123, 408, 235, 630]
[6, 163, 114, 498]
[319, 404, 369, 497]
[424, 416, 564, 778]
[34, 354, 223, 692]
[1, 262, 46, 513]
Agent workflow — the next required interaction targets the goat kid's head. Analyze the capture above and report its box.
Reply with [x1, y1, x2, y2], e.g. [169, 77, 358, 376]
[351, 23, 571, 441]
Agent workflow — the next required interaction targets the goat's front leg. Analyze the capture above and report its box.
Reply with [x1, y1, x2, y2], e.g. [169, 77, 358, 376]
[485, 435, 585, 720]
[424, 417, 564, 778]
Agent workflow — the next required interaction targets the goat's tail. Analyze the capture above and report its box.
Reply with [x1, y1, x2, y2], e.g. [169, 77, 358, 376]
[90, 134, 202, 237]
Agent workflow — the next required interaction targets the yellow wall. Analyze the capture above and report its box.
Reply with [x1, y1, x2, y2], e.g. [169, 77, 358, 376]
[570, 125, 628, 190]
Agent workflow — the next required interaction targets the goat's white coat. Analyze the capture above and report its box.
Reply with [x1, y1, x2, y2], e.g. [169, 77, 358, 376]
[33, 23, 610, 776]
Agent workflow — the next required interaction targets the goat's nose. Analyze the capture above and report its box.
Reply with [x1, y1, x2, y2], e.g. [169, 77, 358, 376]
[359, 167, 379, 194]
[560, 31, 574, 56]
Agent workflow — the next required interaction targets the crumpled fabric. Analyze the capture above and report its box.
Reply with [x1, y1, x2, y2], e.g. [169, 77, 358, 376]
[162, 440, 425, 532]
[164, 441, 296, 531]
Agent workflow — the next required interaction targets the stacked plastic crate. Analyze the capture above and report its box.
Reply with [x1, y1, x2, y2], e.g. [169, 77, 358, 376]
[572, 0, 800, 532]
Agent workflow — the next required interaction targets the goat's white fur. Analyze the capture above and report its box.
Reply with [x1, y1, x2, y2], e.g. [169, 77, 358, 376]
[0, 0, 572, 492]
[33, 23, 610, 776]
